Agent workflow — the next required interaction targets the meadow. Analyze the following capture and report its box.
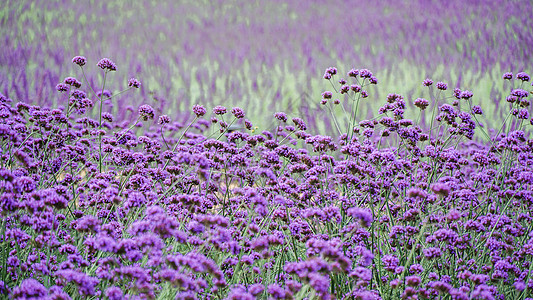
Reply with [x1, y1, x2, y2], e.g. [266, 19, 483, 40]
[1, 1, 533, 299]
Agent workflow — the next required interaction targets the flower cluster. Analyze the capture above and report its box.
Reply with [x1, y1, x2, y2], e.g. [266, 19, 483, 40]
[0, 61, 532, 300]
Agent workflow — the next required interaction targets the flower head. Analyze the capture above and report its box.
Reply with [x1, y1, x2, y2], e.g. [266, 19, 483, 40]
[193, 104, 207, 117]
[274, 112, 288, 122]
[56, 83, 69, 92]
[502, 72, 513, 80]
[97, 58, 117, 71]
[231, 107, 245, 119]
[436, 82, 448, 90]
[138, 104, 155, 121]
[516, 72, 530, 82]
[64, 77, 82, 88]
[72, 56, 87, 67]
[158, 115, 170, 124]
[213, 105, 227, 115]
[128, 78, 141, 88]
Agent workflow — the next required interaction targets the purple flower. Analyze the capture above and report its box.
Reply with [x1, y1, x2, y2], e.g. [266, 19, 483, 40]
[102, 112, 113, 122]
[436, 81, 448, 90]
[14, 176, 36, 193]
[409, 264, 424, 274]
[11, 279, 47, 299]
[74, 215, 100, 233]
[324, 67, 337, 79]
[193, 104, 207, 117]
[138, 104, 155, 121]
[423, 78, 433, 86]
[460, 90, 473, 99]
[292, 117, 307, 131]
[48, 285, 71, 299]
[128, 78, 141, 88]
[514, 281, 526, 291]
[516, 72, 530, 81]
[105, 286, 123, 300]
[350, 267, 372, 281]
[431, 281, 452, 293]
[347, 207, 373, 227]
[431, 182, 450, 197]
[511, 89, 528, 98]
[308, 273, 330, 295]
[64, 77, 82, 88]
[56, 83, 69, 92]
[158, 115, 171, 124]
[267, 284, 286, 299]
[72, 55, 87, 67]
[274, 112, 288, 122]
[359, 68, 373, 78]
[406, 275, 421, 286]
[502, 72, 513, 80]
[471, 105, 483, 115]
[517, 108, 529, 119]
[248, 283, 264, 296]
[423, 247, 442, 259]
[97, 58, 117, 71]
[213, 105, 227, 115]
[348, 68, 359, 77]
[414, 98, 429, 110]
[322, 91, 333, 99]
[382, 254, 399, 272]
[231, 107, 245, 119]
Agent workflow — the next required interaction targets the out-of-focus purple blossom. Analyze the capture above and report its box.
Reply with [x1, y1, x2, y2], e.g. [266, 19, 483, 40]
[348, 207, 373, 227]
[322, 91, 333, 99]
[382, 254, 399, 272]
[138, 104, 155, 120]
[516, 72, 530, 81]
[436, 81, 448, 90]
[472, 105, 483, 115]
[511, 89, 528, 98]
[56, 83, 69, 92]
[460, 90, 473, 99]
[267, 284, 286, 299]
[158, 115, 171, 124]
[274, 112, 287, 122]
[213, 105, 227, 115]
[128, 78, 141, 88]
[324, 67, 337, 79]
[105, 286, 123, 300]
[431, 182, 450, 197]
[64, 77, 82, 88]
[292, 117, 307, 131]
[11, 279, 47, 298]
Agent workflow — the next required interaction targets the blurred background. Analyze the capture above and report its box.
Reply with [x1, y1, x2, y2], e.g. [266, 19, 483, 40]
[1, 0, 532, 134]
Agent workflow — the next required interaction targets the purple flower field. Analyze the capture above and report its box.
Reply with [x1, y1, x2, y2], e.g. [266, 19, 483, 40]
[1, 1, 533, 299]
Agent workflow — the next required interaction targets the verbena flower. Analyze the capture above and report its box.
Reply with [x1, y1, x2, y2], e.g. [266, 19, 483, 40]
[97, 58, 117, 71]
[231, 107, 245, 119]
[128, 78, 141, 88]
[72, 55, 87, 67]
[193, 104, 207, 117]
[138, 104, 155, 120]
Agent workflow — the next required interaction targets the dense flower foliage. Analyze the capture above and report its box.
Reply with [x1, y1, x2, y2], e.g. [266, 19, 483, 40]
[0, 58, 532, 299]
